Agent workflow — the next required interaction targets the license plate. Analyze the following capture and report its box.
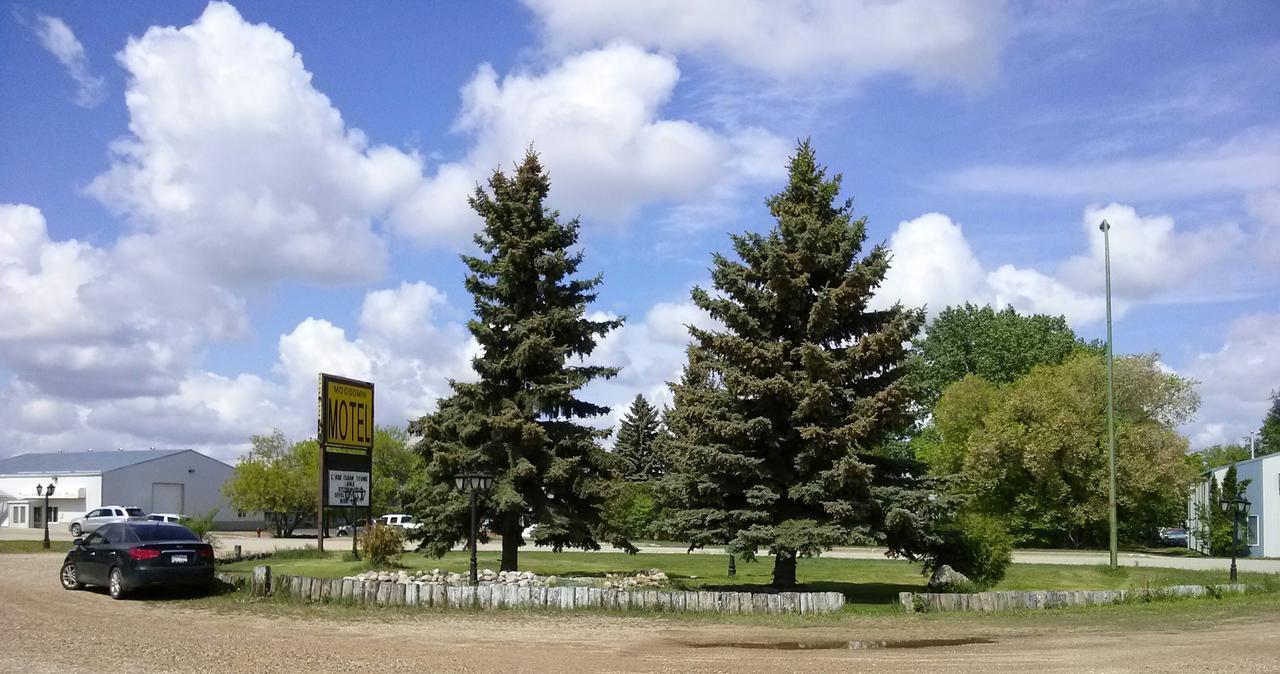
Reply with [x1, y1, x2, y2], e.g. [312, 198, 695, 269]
[171, 554, 188, 564]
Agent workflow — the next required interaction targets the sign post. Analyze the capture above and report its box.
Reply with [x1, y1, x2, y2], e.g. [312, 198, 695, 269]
[317, 373, 374, 554]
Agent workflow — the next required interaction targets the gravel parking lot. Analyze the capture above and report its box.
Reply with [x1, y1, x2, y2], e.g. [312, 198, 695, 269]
[3, 552, 1280, 672]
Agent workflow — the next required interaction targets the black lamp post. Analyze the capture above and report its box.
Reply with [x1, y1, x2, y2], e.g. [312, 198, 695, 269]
[35, 481, 55, 549]
[1221, 494, 1250, 584]
[454, 472, 494, 585]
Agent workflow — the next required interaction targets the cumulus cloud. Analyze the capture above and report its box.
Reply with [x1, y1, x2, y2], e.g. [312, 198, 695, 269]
[391, 43, 787, 242]
[523, 0, 1009, 90]
[0, 204, 244, 400]
[86, 1, 421, 283]
[1182, 313, 1280, 450]
[872, 205, 1233, 325]
[33, 15, 105, 107]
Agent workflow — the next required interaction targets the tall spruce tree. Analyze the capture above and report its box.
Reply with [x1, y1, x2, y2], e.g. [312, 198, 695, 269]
[614, 394, 664, 480]
[658, 142, 924, 586]
[408, 151, 623, 571]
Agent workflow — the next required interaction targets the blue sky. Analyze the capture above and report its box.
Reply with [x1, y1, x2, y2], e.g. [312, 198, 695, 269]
[2, 0, 1278, 461]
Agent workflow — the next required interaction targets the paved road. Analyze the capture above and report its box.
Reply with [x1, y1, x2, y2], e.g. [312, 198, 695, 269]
[6, 527, 1277, 572]
[4, 552, 1280, 673]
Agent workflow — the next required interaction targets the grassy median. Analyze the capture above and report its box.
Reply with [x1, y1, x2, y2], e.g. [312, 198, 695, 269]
[217, 549, 1272, 609]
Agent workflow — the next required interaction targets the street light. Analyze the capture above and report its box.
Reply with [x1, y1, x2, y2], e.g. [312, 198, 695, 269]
[453, 472, 494, 585]
[35, 481, 55, 549]
[1221, 493, 1250, 584]
[1100, 218, 1119, 570]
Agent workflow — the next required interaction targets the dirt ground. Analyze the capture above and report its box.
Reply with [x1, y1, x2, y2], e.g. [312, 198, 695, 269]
[2, 553, 1279, 673]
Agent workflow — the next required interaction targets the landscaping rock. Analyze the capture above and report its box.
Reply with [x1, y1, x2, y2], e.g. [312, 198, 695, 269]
[927, 564, 971, 590]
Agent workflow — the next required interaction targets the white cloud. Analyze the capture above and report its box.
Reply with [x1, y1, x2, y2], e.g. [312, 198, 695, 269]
[872, 205, 1231, 325]
[1245, 190, 1280, 263]
[34, 15, 105, 107]
[87, 1, 422, 283]
[1183, 313, 1280, 450]
[391, 43, 786, 242]
[523, 0, 1009, 90]
[0, 204, 244, 400]
[939, 129, 1280, 200]
[583, 295, 722, 439]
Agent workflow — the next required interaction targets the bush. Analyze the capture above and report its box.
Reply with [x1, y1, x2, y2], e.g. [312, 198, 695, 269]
[359, 524, 404, 566]
[927, 513, 1013, 589]
[182, 509, 220, 549]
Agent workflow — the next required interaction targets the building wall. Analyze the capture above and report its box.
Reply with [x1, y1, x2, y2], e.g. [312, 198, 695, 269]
[1187, 455, 1277, 558]
[99, 451, 261, 530]
[0, 474, 101, 528]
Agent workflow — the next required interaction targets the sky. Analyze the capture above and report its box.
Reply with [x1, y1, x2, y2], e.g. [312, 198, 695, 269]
[1, 0, 1278, 463]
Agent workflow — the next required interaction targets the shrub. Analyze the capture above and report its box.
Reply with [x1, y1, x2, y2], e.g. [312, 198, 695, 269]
[359, 524, 404, 566]
[927, 513, 1013, 590]
[182, 509, 220, 549]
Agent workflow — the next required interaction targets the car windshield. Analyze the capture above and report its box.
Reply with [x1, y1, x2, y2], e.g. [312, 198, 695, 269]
[126, 508, 146, 517]
[132, 524, 199, 542]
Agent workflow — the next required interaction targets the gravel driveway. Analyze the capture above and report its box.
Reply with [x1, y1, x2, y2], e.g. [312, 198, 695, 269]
[3, 552, 1280, 672]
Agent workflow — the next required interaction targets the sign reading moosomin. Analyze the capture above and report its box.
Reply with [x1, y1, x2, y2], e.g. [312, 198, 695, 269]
[318, 373, 374, 508]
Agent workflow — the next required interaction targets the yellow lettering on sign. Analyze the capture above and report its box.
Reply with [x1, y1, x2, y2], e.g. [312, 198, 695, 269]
[324, 379, 374, 449]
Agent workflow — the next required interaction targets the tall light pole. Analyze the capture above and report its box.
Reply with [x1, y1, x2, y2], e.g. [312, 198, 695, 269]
[1101, 219, 1118, 570]
[35, 481, 55, 550]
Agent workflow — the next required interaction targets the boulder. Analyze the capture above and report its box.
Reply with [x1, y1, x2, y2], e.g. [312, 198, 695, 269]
[927, 564, 971, 590]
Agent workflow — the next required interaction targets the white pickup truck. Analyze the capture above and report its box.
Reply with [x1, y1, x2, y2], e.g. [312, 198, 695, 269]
[377, 513, 420, 531]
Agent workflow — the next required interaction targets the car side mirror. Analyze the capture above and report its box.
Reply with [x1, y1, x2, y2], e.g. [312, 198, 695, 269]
[73, 538, 83, 547]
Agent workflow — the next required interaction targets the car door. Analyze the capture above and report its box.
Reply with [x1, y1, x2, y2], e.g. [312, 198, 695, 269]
[77, 529, 109, 585]
[83, 508, 110, 533]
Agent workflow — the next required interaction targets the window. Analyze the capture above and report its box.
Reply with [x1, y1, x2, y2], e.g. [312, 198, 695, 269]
[98, 525, 118, 544]
[125, 508, 145, 517]
[89, 508, 110, 519]
[82, 531, 103, 546]
[1248, 515, 1260, 547]
[48, 507, 58, 523]
[134, 525, 198, 542]
[32, 506, 42, 527]
[11, 505, 27, 525]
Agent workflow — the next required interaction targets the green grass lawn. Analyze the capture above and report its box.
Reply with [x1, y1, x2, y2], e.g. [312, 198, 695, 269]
[0, 540, 72, 554]
[219, 549, 1272, 609]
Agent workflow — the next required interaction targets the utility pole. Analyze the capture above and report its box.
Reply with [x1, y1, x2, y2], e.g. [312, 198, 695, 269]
[1101, 219, 1118, 570]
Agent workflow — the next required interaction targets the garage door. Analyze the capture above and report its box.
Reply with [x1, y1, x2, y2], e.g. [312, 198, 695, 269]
[152, 483, 184, 514]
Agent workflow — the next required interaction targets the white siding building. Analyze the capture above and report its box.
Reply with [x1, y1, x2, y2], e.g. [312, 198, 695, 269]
[0, 449, 259, 531]
[1187, 453, 1279, 558]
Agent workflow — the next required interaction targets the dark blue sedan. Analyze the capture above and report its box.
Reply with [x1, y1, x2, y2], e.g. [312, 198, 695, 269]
[60, 521, 215, 599]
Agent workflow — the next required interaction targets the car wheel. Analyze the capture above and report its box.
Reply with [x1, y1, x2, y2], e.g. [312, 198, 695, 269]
[70, 523, 82, 536]
[60, 562, 84, 590]
[108, 567, 127, 600]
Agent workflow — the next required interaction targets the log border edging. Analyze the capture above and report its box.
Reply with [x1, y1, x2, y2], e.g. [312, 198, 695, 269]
[249, 566, 844, 614]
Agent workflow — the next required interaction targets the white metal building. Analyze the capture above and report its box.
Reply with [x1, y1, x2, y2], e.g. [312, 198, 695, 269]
[1187, 453, 1279, 558]
[0, 449, 259, 531]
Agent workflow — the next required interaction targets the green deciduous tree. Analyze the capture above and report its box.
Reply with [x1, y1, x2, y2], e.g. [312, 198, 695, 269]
[408, 151, 623, 571]
[1258, 389, 1280, 457]
[657, 142, 924, 587]
[914, 374, 1000, 474]
[960, 353, 1199, 547]
[912, 304, 1090, 410]
[222, 430, 316, 537]
[370, 426, 423, 516]
[613, 394, 665, 480]
[1196, 443, 1251, 471]
[1194, 466, 1251, 557]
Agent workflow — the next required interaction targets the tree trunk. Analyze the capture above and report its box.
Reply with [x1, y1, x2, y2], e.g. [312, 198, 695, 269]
[500, 521, 522, 571]
[772, 549, 797, 587]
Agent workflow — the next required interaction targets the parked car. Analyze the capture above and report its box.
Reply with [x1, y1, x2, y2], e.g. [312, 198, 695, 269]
[146, 513, 183, 524]
[336, 520, 367, 536]
[377, 514, 420, 531]
[59, 521, 215, 599]
[67, 506, 147, 536]
[1158, 527, 1188, 547]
